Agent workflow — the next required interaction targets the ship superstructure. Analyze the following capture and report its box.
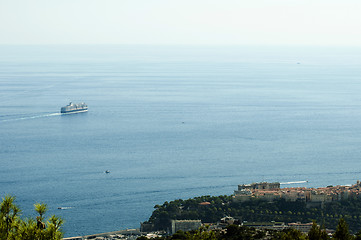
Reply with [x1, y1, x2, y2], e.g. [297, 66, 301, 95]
[60, 102, 88, 114]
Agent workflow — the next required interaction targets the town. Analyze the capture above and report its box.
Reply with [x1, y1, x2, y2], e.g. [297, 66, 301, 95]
[63, 181, 361, 239]
[233, 180, 361, 206]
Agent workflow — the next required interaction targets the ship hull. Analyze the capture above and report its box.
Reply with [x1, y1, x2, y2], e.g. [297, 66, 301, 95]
[61, 109, 88, 114]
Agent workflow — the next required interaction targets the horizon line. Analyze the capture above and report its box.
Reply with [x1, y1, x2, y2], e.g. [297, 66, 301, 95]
[1, 43, 361, 48]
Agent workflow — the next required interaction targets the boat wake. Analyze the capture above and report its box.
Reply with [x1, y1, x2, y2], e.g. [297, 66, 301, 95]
[280, 180, 308, 185]
[0, 112, 61, 122]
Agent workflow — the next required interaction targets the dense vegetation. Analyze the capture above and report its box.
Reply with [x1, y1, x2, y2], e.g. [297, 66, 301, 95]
[0, 195, 63, 240]
[145, 195, 361, 233]
[139, 219, 361, 240]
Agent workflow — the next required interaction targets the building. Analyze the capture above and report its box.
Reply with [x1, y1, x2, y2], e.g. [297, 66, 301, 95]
[288, 222, 314, 233]
[170, 220, 202, 234]
[242, 221, 286, 231]
[236, 182, 280, 193]
[233, 181, 361, 204]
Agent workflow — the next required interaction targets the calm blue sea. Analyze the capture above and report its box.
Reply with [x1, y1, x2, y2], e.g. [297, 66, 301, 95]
[1, 45, 361, 237]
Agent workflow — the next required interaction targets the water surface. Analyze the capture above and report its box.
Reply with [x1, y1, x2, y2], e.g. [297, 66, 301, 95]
[1, 45, 361, 237]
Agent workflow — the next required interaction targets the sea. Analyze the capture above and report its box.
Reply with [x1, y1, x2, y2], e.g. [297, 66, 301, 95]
[1, 45, 361, 237]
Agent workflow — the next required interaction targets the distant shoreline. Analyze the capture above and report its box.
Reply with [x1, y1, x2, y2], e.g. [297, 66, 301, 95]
[63, 228, 140, 240]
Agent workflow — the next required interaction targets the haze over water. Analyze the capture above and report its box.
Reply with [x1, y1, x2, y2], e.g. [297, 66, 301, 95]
[1, 45, 361, 237]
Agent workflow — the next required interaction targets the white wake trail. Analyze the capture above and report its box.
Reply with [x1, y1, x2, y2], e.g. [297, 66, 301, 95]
[1, 112, 61, 122]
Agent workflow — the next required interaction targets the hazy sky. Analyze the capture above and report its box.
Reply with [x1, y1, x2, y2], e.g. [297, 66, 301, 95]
[1, 0, 361, 45]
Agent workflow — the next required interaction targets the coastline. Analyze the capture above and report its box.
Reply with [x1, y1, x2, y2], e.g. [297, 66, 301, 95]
[63, 228, 141, 240]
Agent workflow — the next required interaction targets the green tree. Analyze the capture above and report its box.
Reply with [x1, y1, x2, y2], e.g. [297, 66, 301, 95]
[34, 203, 47, 221]
[308, 222, 322, 240]
[43, 215, 64, 240]
[333, 218, 352, 240]
[0, 195, 63, 240]
[171, 230, 187, 240]
[308, 222, 330, 240]
[186, 226, 217, 240]
[0, 195, 21, 240]
[222, 224, 265, 240]
[17, 218, 37, 240]
[355, 230, 361, 240]
[272, 228, 307, 240]
[320, 230, 329, 240]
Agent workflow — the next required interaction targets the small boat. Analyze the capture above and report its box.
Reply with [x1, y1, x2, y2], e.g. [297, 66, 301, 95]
[105, 170, 110, 174]
[58, 207, 72, 210]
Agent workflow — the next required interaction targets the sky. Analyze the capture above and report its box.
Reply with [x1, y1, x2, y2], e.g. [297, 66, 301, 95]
[1, 0, 361, 46]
